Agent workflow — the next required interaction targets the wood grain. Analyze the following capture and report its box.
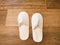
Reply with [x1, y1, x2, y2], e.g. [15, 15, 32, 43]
[46, 0, 60, 9]
[0, 0, 60, 45]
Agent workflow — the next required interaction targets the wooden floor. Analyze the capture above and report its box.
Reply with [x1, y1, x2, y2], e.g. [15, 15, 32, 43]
[0, 0, 60, 45]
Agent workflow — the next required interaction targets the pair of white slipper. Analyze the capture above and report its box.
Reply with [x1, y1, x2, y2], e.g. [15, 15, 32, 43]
[18, 11, 43, 42]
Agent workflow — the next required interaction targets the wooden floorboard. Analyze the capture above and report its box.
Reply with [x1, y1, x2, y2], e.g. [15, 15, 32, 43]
[0, 0, 60, 45]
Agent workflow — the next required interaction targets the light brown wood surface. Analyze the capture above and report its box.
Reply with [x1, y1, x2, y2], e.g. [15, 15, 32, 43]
[0, 0, 60, 45]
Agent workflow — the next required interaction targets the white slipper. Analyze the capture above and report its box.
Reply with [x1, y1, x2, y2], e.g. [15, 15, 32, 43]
[18, 11, 29, 40]
[31, 13, 43, 42]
